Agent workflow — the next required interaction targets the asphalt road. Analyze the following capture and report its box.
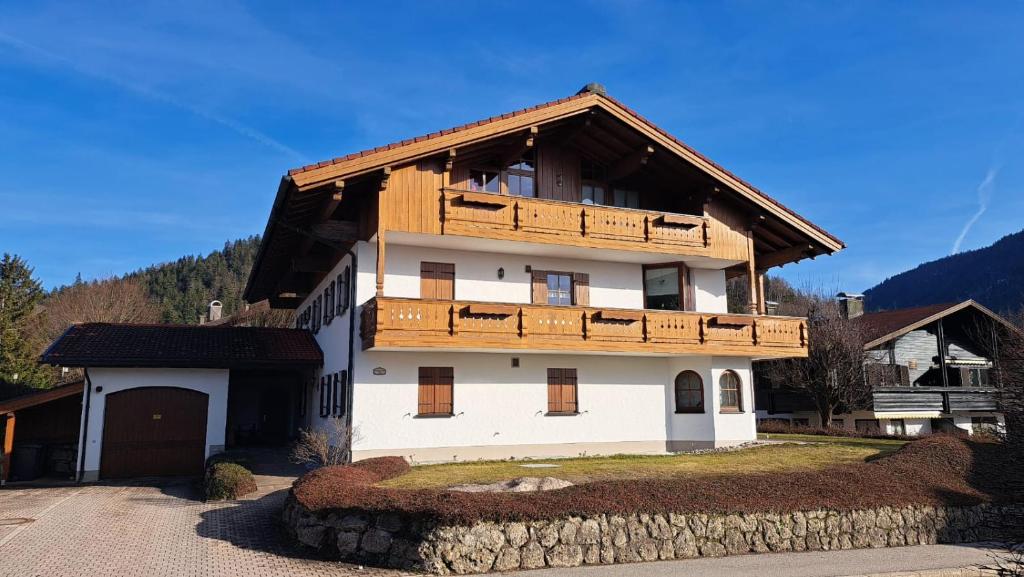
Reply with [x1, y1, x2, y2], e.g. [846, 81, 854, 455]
[514, 543, 1008, 577]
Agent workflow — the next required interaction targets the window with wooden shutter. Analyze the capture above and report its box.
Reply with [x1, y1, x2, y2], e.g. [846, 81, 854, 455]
[531, 270, 588, 306]
[547, 368, 578, 414]
[336, 266, 351, 315]
[417, 367, 454, 416]
[319, 376, 329, 417]
[333, 371, 348, 417]
[325, 281, 335, 325]
[421, 262, 455, 300]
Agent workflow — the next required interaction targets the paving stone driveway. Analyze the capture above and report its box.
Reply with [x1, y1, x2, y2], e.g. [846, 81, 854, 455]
[0, 480, 409, 577]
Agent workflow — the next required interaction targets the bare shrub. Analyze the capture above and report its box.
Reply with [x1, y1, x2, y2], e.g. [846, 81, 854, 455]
[290, 420, 360, 468]
[986, 543, 1024, 576]
[760, 287, 872, 427]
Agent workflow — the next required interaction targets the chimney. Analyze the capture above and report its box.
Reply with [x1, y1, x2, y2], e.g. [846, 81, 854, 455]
[576, 82, 607, 96]
[837, 292, 865, 319]
[208, 300, 223, 323]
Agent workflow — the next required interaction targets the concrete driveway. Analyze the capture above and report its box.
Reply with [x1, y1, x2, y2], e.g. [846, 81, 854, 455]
[0, 480, 407, 577]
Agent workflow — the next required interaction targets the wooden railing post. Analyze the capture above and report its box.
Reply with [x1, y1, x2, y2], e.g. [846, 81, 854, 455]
[519, 307, 528, 338]
[450, 304, 459, 336]
[752, 318, 759, 346]
[581, 310, 588, 340]
[699, 315, 706, 344]
[641, 313, 649, 342]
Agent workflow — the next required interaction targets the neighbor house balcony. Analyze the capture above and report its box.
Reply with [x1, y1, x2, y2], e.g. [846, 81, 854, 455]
[360, 297, 808, 358]
[873, 387, 1000, 414]
[439, 189, 717, 258]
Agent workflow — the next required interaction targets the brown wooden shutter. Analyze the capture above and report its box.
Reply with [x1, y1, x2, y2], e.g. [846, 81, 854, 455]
[437, 367, 454, 414]
[547, 368, 562, 413]
[899, 365, 910, 386]
[418, 367, 435, 415]
[418, 366, 454, 415]
[680, 264, 696, 312]
[421, 262, 455, 300]
[572, 273, 589, 306]
[959, 367, 971, 387]
[547, 368, 578, 413]
[563, 369, 578, 413]
[532, 270, 548, 304]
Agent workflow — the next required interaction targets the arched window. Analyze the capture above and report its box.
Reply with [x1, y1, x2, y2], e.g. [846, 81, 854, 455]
[719, 370, 742, 413]
[674, 371, 704, 413]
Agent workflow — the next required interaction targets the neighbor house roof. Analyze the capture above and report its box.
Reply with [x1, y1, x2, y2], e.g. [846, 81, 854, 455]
[40, 323, 323, 369]
[857, 300, 1019, 349]
[0, 380, 85, 414]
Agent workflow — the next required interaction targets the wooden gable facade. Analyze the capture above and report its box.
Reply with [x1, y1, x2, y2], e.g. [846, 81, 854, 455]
[245, 85, 843, 314]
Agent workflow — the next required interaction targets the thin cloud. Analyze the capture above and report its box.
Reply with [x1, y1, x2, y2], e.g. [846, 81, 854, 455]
[951, 166, 998, 254]
[0, 30, 306, 162]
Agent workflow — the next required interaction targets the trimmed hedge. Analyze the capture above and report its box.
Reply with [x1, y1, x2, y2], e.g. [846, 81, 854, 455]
[756, 419, 920, 441]
[204, 461, 258, 501]
[292, 436, 1023, 526]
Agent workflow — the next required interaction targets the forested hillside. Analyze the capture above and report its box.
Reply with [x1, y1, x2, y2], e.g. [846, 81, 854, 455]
[124, 236, 262, 323]
[865, 230, 1024, 314]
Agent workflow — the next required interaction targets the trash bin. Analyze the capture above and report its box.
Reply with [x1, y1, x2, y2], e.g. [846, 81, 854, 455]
[11, 443, 46, 481]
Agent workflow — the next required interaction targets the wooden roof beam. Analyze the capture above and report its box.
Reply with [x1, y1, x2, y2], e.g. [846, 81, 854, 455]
[758, 243, 818, 269]
[291, 254, 336, 274]
[557, 113, 594, 147]
[499, 126, 538, 166]
[608, 144, 655, 181]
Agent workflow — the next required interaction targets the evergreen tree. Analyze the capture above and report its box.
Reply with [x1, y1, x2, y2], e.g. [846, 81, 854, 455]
[0, 254, 51, 388]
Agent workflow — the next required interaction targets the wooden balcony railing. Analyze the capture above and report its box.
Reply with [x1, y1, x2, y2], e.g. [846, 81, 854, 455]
[441, 189, 710, 254]
[360, 297, 808, 358]
[873, 387, 999, 413]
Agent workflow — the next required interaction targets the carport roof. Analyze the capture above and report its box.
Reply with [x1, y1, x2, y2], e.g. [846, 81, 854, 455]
[40, 323, 323, 369]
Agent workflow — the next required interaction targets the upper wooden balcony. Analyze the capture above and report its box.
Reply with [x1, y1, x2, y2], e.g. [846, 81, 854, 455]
[438, 189, 725, 259]
[360, 296, 808, 358]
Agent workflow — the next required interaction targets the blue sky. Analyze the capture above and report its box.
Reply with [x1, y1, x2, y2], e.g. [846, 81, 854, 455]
[1, 1, 1022, 291]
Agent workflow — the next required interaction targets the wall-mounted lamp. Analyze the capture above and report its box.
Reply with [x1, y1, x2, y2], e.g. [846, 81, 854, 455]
[497, 267, 505, 280]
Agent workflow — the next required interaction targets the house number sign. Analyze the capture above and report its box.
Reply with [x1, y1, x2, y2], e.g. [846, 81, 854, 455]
[372, 367, 386, 376]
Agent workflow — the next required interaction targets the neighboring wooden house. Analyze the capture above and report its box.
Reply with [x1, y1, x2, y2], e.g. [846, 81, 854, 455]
[0, 380, 84, 482]
[755, 299, 1010, 436]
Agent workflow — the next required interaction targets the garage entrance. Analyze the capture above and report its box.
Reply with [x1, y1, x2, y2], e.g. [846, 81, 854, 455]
[100, 387, 209, 479]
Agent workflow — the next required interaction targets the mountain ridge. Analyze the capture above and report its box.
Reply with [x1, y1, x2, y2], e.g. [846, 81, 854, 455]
[864, 229, 1024, 314]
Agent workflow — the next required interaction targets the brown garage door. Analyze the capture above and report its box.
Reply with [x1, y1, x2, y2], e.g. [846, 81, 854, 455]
[100, 387, 209, 479]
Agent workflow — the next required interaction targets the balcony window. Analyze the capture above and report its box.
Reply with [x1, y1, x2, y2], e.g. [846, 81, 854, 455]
[613, 188, 640, 209]
[643, 264, 693, 311]
[582, 183, 606, 205]
[469, 169, 500, 193]
[547, 273, 573, 305]
[507, 152, 535, 197]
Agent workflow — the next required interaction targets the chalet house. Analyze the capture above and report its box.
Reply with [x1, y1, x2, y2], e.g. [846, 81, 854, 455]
[41, 84, 842, 479]
[755, 298, 1010, 436]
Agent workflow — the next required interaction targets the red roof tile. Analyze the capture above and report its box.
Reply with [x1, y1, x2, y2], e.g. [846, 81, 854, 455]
[40, 323, 323, 369]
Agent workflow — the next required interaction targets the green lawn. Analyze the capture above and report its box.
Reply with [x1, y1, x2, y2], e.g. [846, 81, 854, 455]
[377, 435, 908, 489]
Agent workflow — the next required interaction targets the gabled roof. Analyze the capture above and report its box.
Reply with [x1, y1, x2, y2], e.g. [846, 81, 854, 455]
[0, 380, 84, 414]
[858, 300, 1020, 349]
[286, 88, 844, 249]
[40, 323, 323, 369]
[245, 85, 845, 304]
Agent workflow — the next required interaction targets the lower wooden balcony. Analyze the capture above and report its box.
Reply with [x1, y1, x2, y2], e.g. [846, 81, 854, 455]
[441, 189, 712, 256]
[873, 387, 1000, 413]
[360, 297, 808, 358]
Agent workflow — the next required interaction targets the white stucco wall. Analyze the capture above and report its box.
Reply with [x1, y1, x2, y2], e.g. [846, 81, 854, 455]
[290, 240, 753, 461]
[78, 368, 229, 480]
[349, 350, 756, 461]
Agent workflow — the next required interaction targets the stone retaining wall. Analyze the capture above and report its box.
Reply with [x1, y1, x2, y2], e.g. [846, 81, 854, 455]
[282, 496, 1024, 575]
